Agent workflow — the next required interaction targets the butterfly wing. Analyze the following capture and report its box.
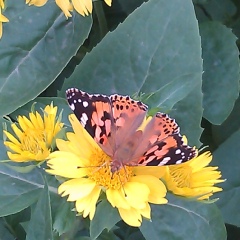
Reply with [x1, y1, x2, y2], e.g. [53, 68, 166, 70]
[110, 94, 148, 149]
[66, 88, 115, 156]
[132, 113, 197, 165]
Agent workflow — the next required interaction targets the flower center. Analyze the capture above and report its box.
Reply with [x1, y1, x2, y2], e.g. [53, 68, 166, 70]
[170, 165, 192, 188]
[88, 148, 133, 190]
[21, 129, 48, 154]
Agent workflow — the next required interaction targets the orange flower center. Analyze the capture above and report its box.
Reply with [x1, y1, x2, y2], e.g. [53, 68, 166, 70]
[88, 149, 133, 190]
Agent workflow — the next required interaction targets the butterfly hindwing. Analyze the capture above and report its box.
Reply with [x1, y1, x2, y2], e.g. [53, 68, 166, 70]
[134, 113, 197, 166]
[138, 134, 197, 166]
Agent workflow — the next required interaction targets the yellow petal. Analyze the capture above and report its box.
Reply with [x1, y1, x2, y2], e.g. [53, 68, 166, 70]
[0, 13, 9, 22]
[104, 0, 112, 6]
[118, 207, 142, 227]
[131, 175, 167, 204]
[18, 116, 34, 131]
[106, 188, 130, 209]
[56, 0, 72, 18]
[133, 166, 166, 178]
[84, 186, 101, 219]
[72, 0, 92, 16]
[69, 114, 100, 151]
[58, 178, 96, 201]
[3, 131, 21, 146]
[48, 151, 88, 168]
[139, 203, 151, 220]
[75, 185, 101, 219]
[124, 181, 149, 209]
[4, 141, 23, 153]
[189, 152, 212, 171]
[11, 124, 23, 140]
[0, 22, 2, 39]
[7, 152, 33, 162]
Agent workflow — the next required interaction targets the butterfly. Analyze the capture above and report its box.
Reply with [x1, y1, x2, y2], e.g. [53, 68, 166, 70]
[66, 88, 197, 173]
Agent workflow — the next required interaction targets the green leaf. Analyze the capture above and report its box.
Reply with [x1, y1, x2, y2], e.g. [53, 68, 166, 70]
[90, 199, 121, 240]
[53, 201, 76, 235]
[118, 0, 147, 14]
[96, 229, 120, 240]
[0, 164, 44, 216]
[200, 21, 240, 125]
[0, 218, 15, 240]
[60, 0, 202, 113]
[140, 194, 226, 240]
[203, 0, 237, 22]
[170, 82, 203, 147]
[0, 140, 8, 160]
[212, 96, 240, 146]
[212, 129, 240, 226]
[0, 1, 92, 116]
[26, 183, 53, 240]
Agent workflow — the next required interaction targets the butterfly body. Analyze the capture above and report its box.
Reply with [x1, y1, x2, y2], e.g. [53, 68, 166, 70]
[66, 88, 197, 173]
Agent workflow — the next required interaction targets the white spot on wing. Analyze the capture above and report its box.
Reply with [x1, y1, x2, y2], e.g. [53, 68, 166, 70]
[175, 149, 181, 154]
[160, 156, 171, 165]
[70, 103, 75, 111]
[83, 101, 88, 107]
[81, 113, 88, 126]
[176, 160, 183, 164]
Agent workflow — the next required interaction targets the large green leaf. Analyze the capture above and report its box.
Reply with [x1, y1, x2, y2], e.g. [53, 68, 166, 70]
[90, 199, 121, 240]
[60, 0, 202, 114]
[200, 21, 239, 125]
[212, 96, 240, 146]
[53, 201, 76, 235]
[212, 129, 240, 226]
[140, 194, 226, 240]
[26, 183, 53, 240]
[170, 82, 203, 147]
[0, 140, 8, 160]
[0, 164, 46, 216]
[0, 218, 15, 240]
[202, 0, 237, 23]
[0, 1, 92, 116]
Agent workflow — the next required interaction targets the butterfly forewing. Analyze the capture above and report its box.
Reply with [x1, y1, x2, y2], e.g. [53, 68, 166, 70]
[110, 94, 147, 149]
[66, 88, 115, 156]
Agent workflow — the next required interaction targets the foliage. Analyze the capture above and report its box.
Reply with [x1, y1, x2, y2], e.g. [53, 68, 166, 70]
[0, 0, 239, 239]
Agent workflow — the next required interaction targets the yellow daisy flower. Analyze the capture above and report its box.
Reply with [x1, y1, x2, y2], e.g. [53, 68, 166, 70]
[26, 0, 112, 18]
[47, 114, 167, 227]
[163, 151, 224, 200]
[4, 103, 64, 162]
[0, 0, 9, 39]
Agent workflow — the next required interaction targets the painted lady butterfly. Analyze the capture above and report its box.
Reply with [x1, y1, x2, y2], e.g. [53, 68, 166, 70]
[66, 88, 197, 173]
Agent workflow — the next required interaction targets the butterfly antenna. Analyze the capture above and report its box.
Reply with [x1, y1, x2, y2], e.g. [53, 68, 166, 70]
[117, 164, 129, 197]
[78, 161, 108, 174]
[116, 171, 127, 197]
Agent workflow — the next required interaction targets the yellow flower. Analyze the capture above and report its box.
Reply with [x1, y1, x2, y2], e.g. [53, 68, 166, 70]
[47, 114, 167, 227]
[26, 0, 112, 18]
[4, 103, 63, 162]
[163, 151, 224, 200]
[25, 0, 48, 7]
[0, 0, 9, 39]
